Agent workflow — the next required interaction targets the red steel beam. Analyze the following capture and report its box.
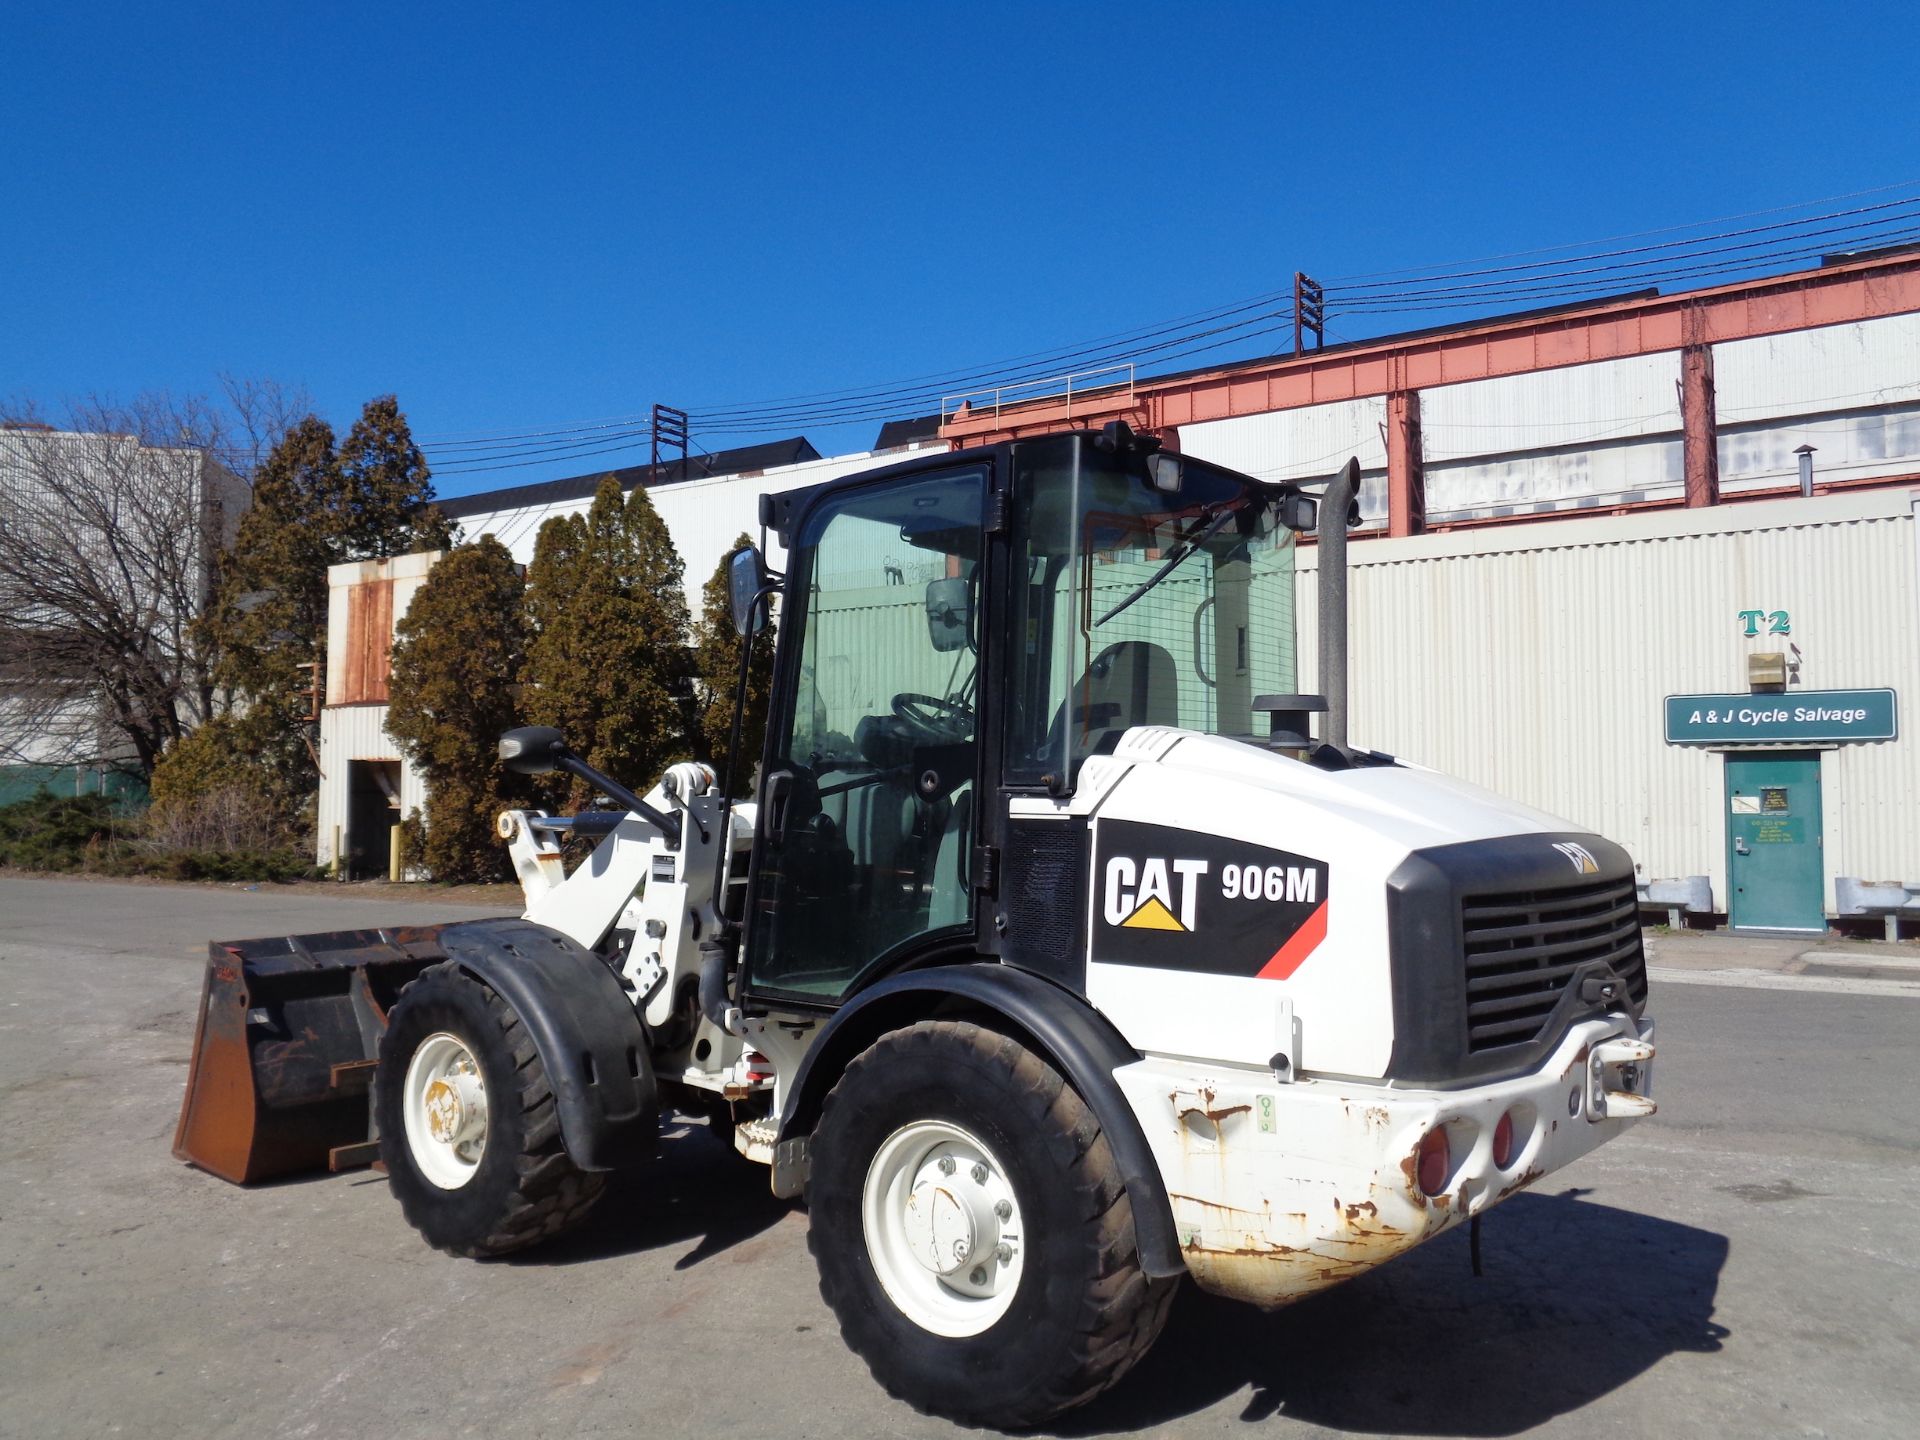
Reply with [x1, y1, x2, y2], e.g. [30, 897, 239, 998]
[1680, 342, 1719, 508]
[942, 251, 1920, 446]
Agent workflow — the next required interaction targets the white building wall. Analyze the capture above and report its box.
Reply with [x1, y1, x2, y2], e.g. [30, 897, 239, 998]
[1177, 398, 1390, 524]
[1295, 488, 1920, 913]
[1715, 314, 1920, 494]
[1182, 320, 1920, 525]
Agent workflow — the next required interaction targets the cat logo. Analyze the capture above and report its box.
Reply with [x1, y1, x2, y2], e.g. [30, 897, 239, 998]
[1552, 841, 1601, 875]
[1103, 856, 1208, 933]
[1092, 820, 1331, 979]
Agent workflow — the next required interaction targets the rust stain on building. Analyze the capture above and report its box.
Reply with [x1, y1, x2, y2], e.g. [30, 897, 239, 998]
[341, 578, 394, 704]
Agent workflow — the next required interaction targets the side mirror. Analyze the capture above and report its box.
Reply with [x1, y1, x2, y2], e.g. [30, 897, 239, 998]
[729, 546, 770, 637]
[924, 576, 971, 653]
[499, 725, 566, 775]
[1145, 451, 1184, 494]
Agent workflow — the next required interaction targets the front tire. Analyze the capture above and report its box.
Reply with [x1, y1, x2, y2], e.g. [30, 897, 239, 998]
[807, 1020, 1176, 1427]
[374, 962, 606, 1257]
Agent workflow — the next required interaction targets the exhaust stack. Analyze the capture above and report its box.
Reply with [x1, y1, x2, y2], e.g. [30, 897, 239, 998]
[1317, 458, 1360, 752]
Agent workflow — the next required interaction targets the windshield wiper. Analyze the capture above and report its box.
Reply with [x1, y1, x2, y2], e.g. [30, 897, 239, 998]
[1094, 500, 1249, 627]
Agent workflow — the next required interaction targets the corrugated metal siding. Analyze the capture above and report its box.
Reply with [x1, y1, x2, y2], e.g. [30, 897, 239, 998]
[316, 703, 424, 868]
[1716, 313, 1920, 422]
[1420, 352, 1681, 459]
[1418, 354, 1684, 521]
[1297, 490, 1919, 911]
[1425, 435, 1684, 522]
[1717, 404, 1920, 492]
[1179, 399, 1390, 525]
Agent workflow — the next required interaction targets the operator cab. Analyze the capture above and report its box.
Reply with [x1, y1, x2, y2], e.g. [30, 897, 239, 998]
[737, 427, 1316, 1010]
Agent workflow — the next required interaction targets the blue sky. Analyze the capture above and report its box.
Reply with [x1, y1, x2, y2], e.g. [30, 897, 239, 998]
[4, 2, 1917, 497]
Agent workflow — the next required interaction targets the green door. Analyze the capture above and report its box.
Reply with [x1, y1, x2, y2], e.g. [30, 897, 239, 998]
[1726, 752, 1824, 932]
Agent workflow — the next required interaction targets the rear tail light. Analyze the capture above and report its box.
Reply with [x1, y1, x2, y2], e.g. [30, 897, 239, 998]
[744, 1050, 776, 1083]
[1493, 1109, 1517, 1168]
[1415, 1126, 1451, 1196]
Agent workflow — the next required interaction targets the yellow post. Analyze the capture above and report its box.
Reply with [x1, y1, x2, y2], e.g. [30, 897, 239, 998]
[389, 824, 403, 883]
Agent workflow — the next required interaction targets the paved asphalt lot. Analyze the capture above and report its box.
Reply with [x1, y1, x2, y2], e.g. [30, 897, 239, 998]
[2, 874, 1917, 1439]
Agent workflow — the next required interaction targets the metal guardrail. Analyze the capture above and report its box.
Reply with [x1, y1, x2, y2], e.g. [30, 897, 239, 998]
[941, 363, 1135, 428]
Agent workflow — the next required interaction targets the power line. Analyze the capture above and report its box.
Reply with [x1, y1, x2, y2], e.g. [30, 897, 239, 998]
[421, 184, 1920, 478]
[1323, 178, 1920, 282]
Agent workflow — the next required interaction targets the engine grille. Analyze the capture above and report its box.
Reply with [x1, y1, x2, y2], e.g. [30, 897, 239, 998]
[1460, 876, 1646, 1054]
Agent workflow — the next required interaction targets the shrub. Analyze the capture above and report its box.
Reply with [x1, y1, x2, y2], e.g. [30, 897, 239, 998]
[0, 793, 119, 871]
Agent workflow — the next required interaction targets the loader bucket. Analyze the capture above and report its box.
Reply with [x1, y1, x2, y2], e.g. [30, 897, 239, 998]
[172, 926, 450, 1184]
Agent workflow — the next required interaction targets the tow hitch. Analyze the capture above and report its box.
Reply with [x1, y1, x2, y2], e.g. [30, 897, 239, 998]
[1587, 1033, 1656, 1119]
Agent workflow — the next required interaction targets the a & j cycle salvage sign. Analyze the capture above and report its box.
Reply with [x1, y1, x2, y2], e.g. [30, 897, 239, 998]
[1663, 688, 1898, 744]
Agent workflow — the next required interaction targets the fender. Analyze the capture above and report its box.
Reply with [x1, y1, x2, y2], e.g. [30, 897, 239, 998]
[437, 918, 656, 1170]
[774, 962, 1184, 1280]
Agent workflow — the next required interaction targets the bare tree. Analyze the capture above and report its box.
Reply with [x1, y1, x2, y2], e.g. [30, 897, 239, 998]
[218, 374, 315, 479]
[0, 394, 252, 781]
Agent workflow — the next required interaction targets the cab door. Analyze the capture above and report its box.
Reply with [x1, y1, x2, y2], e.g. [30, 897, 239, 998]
[741, 466, 988, 1005]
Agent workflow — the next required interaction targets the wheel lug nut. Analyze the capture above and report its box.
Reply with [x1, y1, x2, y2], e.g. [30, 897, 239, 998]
[971, 1163, 988, 1184]
[995, 1243, 1013, 1263]
[937, 1156, 955, 1175]
[994, 1199, 1012, 1220]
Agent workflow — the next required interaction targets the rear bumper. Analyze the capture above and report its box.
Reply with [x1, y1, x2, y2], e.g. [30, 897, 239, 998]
[1111, 1012, 1655, 1307]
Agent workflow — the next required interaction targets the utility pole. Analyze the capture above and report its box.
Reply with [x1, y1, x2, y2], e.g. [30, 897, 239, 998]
[1293, 272, 1326, 356]
[651, 404, 690, 483]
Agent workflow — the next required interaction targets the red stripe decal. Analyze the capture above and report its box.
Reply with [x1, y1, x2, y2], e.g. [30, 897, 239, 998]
[1255, 901, 1329, 981]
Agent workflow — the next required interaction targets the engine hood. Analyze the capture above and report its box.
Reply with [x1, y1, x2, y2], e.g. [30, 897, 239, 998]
[1075, 728, 1629, 1083]
[1129, 731, 1583, 852]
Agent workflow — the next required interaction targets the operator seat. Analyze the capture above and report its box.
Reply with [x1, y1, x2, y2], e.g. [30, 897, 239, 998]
[1048, 639, 1181, 759]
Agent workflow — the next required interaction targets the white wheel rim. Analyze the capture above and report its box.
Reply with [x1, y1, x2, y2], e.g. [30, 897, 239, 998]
[861, 1119, 1026, 1338]
[402, 1032, 489, 1190]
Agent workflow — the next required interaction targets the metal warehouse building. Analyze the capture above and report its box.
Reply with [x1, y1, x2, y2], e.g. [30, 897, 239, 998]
[320, 249, 1920, 933]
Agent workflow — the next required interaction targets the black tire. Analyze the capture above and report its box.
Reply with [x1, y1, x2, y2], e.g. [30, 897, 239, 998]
[807, 1020, 1177, 1427]
[374, 962, 606, 1257]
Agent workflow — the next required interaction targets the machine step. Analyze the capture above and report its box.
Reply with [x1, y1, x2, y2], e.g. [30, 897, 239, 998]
[734, 1115, 777, 1165]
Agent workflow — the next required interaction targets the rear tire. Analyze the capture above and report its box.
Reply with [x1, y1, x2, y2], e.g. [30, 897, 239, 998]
[807, 1020, 1176, 1427]
[375, 962, 606, 1257]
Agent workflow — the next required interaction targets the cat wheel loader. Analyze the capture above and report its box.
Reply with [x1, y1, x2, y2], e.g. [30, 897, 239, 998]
[174, 425, 1656, 1427]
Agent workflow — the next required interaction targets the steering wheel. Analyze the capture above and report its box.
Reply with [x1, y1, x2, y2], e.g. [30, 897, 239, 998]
[892, 692, 975, 742]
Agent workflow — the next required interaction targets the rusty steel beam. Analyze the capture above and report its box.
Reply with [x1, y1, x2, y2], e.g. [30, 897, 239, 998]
[1680, 341, 1719, 508]
[1386, 390, 1424, 538]
[942, 251, 1920, 448]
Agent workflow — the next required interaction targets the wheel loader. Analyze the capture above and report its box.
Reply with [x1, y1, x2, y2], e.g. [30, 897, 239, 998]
[174, 424, 1656, 1427]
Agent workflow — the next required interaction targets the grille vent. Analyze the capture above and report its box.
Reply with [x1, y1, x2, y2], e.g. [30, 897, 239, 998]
[1461, 876, 1646, 1054]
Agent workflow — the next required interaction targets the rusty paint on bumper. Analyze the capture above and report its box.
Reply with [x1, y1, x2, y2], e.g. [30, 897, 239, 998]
[1114, 1015, 1655, 1308]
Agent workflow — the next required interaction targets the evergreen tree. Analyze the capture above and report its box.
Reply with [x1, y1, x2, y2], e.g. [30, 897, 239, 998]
[206, 396, 452, 813]
[692, 533, 778, 796]
[207, 415, 339, 789]
[522, 476, 693, 809]
[385, 536, 529, 882]
[331, 395, 453, 555]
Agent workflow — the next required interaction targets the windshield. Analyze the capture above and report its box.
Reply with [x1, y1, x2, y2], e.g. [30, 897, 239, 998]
[1004, 435, 1297, 787]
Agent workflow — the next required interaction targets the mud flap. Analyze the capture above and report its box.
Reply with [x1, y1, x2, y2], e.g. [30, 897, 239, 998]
[171, 927, 449, 1184]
